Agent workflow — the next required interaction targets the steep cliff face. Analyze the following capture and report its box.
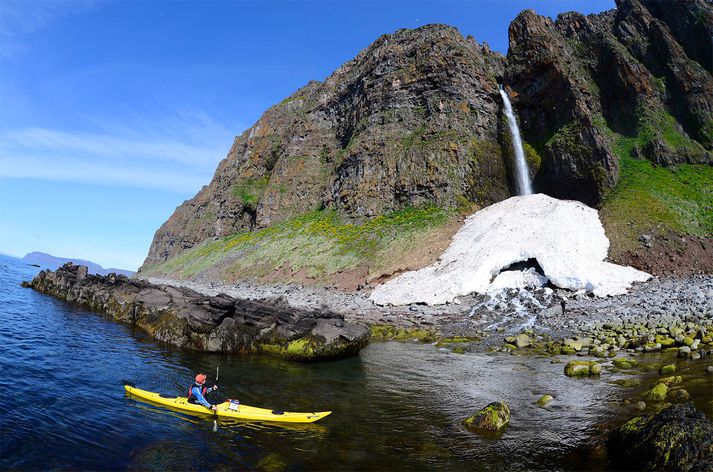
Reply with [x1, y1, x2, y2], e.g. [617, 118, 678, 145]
[141, 1, 712, 282]
[505, 0, 712, 205]
[143, 25, 509, 267]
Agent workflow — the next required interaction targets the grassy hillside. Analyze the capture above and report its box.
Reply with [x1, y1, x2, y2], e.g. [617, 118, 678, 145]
[599, 111, 713, 271]
[140, 206, 460, 288]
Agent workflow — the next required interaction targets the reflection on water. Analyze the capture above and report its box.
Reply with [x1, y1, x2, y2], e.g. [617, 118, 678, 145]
[1, 255, 710, 471]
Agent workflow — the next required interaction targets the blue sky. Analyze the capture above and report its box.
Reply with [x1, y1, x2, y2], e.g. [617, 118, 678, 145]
[0, 0, 615, 270]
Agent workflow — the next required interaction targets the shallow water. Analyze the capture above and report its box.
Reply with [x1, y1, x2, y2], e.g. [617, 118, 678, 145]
[1, 255, 710, 471]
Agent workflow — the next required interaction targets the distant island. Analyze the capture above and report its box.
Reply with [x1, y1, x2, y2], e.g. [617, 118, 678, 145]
[21, 252, 134, 277]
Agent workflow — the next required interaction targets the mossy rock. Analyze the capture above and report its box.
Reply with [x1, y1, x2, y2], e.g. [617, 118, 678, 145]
[462, 401, 511, 434]
[609, 403, 713, 471]
[560, 345, 576, 355]
[658, 375, 683, 387]
[659, 364, 676, 375]
[666, 388, 691, 402]
[536, 394, 553, 407]
[452, 345, 466, 355]
[612, 378, 642, 388]
[564, 360, 602, 377]
[612, 357, 638, 369]
[645, 383, 668, 402]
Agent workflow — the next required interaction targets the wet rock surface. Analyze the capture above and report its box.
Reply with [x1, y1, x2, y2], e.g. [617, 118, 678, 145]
[23, 264, 369, 361]
[609, 403, 713, 472]
[462, 401, 511, 434]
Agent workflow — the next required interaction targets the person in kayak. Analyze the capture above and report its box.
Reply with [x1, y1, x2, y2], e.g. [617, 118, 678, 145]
[188, 373, 218, 410]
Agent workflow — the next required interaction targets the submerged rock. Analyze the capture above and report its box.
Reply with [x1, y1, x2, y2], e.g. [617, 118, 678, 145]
[667, 388, 691, 402]
[609, 403, 713, 472]
[370, 194, 650, 306]
[536, 394, 553, 407]
[612, 357, 638, 369]
[564, 360, 602, 377]
[462, 401, 511, 434]
[24, 263, 370, 362]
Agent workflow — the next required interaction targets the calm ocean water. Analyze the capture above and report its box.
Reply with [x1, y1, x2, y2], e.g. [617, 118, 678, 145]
[1, 254, 710, 471]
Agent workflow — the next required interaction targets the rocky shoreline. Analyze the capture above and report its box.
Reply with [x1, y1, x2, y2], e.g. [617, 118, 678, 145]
[23, 263, 369, 362]
[145, 273, 713, 347]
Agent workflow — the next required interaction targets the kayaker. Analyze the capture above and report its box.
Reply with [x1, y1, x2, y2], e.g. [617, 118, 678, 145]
[188, 373, 218, 410]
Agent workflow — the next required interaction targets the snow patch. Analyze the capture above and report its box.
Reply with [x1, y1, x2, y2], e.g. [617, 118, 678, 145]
[369, 194, 651, 306]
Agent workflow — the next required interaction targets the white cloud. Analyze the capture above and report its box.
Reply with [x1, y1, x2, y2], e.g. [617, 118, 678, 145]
[0, 112, 241, 193]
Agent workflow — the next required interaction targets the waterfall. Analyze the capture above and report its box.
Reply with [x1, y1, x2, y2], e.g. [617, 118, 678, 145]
[499, 85, 533, 195]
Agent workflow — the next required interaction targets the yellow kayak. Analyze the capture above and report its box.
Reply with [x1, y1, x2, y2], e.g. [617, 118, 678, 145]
[124, 384, 331, 423]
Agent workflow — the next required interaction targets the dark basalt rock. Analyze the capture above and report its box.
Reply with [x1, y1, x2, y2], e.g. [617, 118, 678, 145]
[23, 263, 370, 362]
[608, 403, 713, 471]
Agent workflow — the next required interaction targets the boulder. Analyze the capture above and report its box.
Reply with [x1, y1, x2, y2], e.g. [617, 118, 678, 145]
[645, 383, 668, 402]
[565, 360, 602, 377]
[462, 402, 511, 434]
[515, 333, 531, 348]
[659, 364, 676, 375]
[609, 403, 713, 472]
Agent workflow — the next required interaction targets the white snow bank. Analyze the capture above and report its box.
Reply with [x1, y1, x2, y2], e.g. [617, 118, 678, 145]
[369, 194, 651, 306]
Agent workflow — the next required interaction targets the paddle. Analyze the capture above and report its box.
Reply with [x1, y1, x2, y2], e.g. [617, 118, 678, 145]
[212, 379, 219, 431]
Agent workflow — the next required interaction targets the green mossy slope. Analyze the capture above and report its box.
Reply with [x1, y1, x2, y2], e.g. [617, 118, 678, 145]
[141, 207, 455, 284]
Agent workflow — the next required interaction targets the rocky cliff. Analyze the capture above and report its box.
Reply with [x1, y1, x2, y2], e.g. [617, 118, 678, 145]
[140, 0, 712, 284]
[506, 0, 712, 205]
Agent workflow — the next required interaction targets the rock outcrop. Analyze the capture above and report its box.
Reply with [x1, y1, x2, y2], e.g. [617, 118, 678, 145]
[609, 403, 713, 471]
[23, 263, 369, 361]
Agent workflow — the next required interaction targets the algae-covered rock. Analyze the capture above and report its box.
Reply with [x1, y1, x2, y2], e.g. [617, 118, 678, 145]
[645, 383, 669, 402]
[564, 360, 601, 377]
[612, 357, 638, 369]
[667, 388, 691, 402]
[659, 364, 676, 375]
[515, 333, 531, 348]
[612, 378, 642, 388]
[560, 345, 576, 355]
[608, 403, 713, 472]
[463, 401, 511, 434]
[536, 394, 553, 407]
[658, 375, 683, 387]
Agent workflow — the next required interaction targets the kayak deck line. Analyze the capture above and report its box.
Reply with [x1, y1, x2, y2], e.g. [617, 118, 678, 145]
[123, 385, 332, 423]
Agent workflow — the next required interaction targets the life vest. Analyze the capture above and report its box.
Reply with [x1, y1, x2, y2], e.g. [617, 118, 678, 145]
[187, 383, 208, 401]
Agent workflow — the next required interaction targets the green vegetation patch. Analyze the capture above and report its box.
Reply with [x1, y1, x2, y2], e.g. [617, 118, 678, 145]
[231, 177, 269, 210]
[609, 106, 703, 160]
[600, 156, 713, 246]
[145, 206, 453, 281]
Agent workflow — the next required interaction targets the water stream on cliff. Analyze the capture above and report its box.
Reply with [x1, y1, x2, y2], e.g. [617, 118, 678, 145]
[500, 85, 533, 196]
[2, 255, 712, 471]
